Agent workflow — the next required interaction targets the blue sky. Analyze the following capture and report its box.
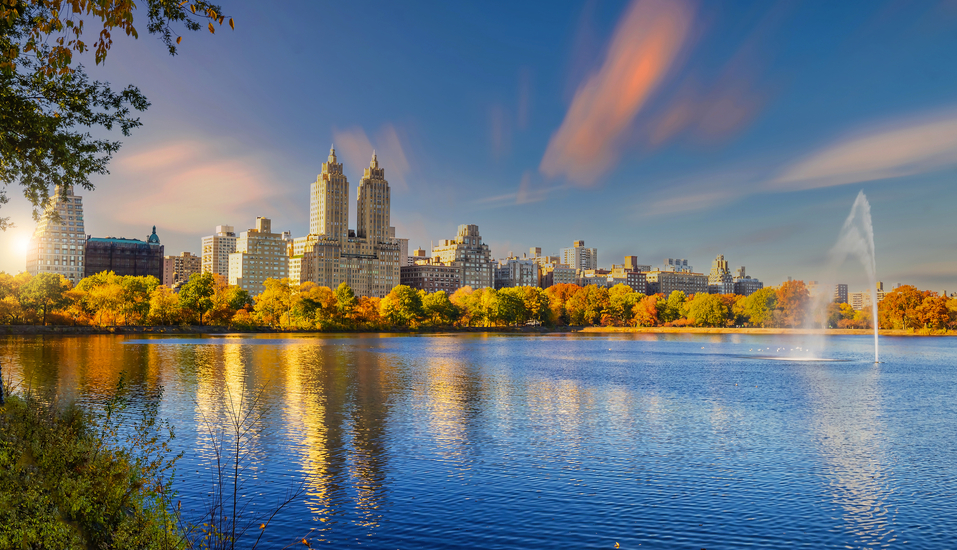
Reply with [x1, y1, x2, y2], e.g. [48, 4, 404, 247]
[2, 0, 956, 293]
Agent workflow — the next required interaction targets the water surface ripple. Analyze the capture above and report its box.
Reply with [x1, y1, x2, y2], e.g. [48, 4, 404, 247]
[3, 333, 955, 549]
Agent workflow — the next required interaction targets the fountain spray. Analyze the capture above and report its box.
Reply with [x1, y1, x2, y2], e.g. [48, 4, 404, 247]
[829, 191, 880, 362]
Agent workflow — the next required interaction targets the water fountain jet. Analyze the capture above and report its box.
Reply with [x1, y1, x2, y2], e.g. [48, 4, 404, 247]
[828, 191, 880, 363]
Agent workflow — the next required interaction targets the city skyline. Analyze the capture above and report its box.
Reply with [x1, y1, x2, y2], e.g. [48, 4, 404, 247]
[1, 0, 956, 292]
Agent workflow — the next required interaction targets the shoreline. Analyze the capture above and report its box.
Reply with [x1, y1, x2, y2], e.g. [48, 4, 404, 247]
[1, 325, 954, 337]
[580, 326, 956, 336]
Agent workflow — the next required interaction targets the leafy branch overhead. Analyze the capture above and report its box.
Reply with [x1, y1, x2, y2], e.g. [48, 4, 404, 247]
[0, 0, 232, 228]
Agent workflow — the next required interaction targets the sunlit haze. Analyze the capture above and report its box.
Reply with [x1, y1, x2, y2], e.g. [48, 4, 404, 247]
[2, 0, 956, 292]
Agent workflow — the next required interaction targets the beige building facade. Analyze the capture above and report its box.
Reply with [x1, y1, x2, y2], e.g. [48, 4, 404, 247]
[289, 148, 401, 298]
[228, 217, 290, 295]
[163, 251, 202, 287]
[201, 225, 238, 277]
[26, 185, 87, 285]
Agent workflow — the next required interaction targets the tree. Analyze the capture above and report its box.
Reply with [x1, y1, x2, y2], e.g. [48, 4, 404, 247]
[380, 285, 423, 328]
[776, 280, 810, 327]
[148, 285, 180, 325]
[179, 271, 215, 326]
[631, 294, 660, 327]
[915, 295, 949, 330]
[659, 290, 686, 324]
[20, 273, 70, 325]
[253, 278, 292, 328]
[605, 284, 640, 326]
[449, 286, 475, 326]
[422, 291, 458, 326]
[0, 0, 231, 228]
[544, 283, 579, 326]
[738, 287, 777, 327]
[878, 285, 927, 330]
[684, 293, 729, 327]
[334, 282, 358, 328]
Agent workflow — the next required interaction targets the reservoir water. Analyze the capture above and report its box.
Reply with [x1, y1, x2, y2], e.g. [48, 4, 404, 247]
[2, 333, 956, 549]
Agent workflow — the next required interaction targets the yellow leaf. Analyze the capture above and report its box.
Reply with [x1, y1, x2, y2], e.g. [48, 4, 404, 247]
[218, 15, 224, 25]
[190, 4, 196, 13]
[208, 22, 214, 34]
[229, 18, 234, 30]
[176, 36, 182, 44]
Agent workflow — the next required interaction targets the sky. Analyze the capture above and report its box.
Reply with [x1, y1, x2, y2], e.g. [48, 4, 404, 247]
[2, 0, 957, 293]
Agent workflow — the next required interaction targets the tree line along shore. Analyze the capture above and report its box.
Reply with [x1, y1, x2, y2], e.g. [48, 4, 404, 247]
[1, 271, 955, 333]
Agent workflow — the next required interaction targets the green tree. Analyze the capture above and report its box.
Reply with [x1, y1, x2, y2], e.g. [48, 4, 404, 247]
[684, 293, 729, 327]
[422, 290, 459, 326]
[0, 0, 231, 229]
[739, 287, 777, 327]
[179, 271, 215, 326]
[380, 285, 423, 328]
[659, 290, 686, 324]
[493, 288, 525, 326]
[335, 282, 358, 327]
[18, 271, 69, 325]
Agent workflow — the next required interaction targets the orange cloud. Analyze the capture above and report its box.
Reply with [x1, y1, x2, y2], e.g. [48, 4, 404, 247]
[540, 0, 694, 186]
[770, 112, 957, 191]
[332, 124, 411, 192]
[109, 140, 277, 234]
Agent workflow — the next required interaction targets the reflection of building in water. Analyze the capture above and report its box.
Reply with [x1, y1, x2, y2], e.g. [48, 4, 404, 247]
[281, 343, 394, 530]
[801, 363, 896, 547]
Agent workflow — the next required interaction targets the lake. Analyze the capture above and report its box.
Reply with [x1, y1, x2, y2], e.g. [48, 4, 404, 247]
[2, 332, 955, 549]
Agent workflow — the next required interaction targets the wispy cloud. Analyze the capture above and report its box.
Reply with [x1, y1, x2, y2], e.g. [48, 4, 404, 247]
[540, 0, 695, 186]
[475, 172, 566, 209]
[769, 111, 957, 191]
[333, 124, 411, 192]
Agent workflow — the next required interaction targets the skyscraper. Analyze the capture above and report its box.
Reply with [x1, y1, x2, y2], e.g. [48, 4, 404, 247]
[290, 147, 401, 298]
[26, 185, 87, 285]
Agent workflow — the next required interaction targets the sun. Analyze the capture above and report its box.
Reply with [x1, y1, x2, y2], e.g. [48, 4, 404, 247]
[16, 235, 31, 254]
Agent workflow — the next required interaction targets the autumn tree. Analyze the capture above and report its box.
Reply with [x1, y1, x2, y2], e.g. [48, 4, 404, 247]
[18, 271, 70, 325]
[253, 278, 293, 328]
[776, 281, 809, 327]
[544, 283, 579, 326]
[878, 285, 927, 330]
[658, 290, 686, 325]
[335, 282, 358, 328]
[380, 285, 423, 328]
[915, 295, 949, 330]
[148, 284, 180, 325]
[0, 0, 233, 229]
[631, 294, 660, 327]
[604, 284, 641, 327]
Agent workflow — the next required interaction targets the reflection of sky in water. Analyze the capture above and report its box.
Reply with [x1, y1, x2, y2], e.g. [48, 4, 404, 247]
[2, 333, 955, 549]
[802, 362, 896, 547]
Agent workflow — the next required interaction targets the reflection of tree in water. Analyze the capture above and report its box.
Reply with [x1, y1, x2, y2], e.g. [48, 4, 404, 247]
[10, 335, 165, 413]
[802, 363, 897, 547]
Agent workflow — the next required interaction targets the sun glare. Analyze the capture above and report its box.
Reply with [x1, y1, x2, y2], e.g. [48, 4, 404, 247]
[16, 235, 31, 254]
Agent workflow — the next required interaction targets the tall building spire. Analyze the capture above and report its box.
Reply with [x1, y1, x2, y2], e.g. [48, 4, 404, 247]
[328, 144, 337, 163]
[371, 149, 378, 169]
